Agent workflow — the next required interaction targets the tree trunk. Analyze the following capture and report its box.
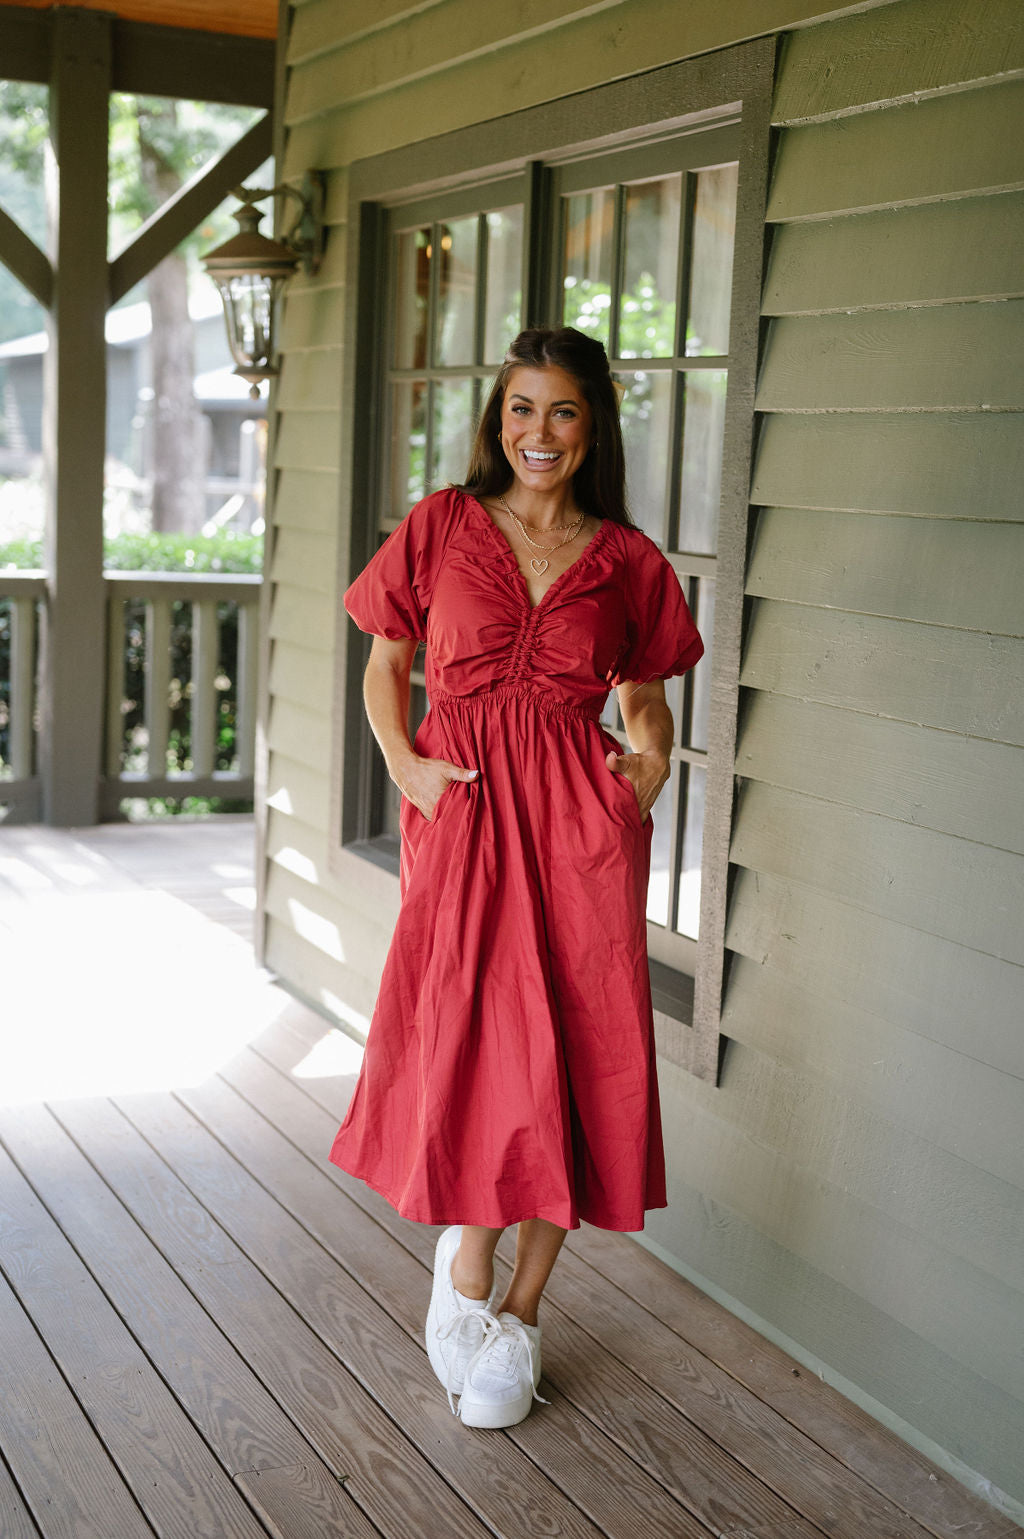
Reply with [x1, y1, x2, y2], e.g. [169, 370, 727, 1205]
[136, 100, 204, 534]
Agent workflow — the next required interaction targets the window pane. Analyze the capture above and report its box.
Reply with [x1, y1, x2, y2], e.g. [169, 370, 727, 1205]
[562, 189, 615, 347]
[391, 380, 427, 510]
[394, 227, 431, 369]
[431, 377, 475, 487]
[435, 216, 479, 366]
[616, 369, 672, 545]
[686, 163, 738, 358]
[646, 764, 676, 927]
[688, 578, 715, 752]
[674, 763, 705, 939]
[678, 370, 727, 555]
[484, 206, 523, 364]
[619, 176, 680, 359]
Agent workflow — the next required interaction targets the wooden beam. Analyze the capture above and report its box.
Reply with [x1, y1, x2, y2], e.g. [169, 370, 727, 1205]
[0, 4, 49, 82]
[39, 8, 112, 826]
[108, 112, 274, 304]
[0, 6, 276, 96]
[0, 203, 52, 308]
[111, 21, 276, 103]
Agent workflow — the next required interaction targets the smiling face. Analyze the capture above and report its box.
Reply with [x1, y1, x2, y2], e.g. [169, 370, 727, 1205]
[499, 365, 593, 503]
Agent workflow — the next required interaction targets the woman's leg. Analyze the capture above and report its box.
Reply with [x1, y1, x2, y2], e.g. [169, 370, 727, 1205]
[451, 1225, 502, 1301]
[494, 1218, 568, 1326]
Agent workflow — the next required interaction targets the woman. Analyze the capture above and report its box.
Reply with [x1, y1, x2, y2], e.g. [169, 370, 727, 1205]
[330, 326, 703, 1429]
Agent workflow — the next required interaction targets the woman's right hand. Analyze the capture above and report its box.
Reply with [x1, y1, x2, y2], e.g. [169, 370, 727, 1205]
[389, 752, 479, 821]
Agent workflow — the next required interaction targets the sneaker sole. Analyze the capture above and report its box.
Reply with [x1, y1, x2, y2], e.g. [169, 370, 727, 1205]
[458, 1392, 536, 1429]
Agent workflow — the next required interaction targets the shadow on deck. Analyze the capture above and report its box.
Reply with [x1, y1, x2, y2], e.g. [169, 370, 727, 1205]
[0, 821, 1016, 1539]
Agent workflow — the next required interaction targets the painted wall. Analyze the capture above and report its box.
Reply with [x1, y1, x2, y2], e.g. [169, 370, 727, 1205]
[263, 0, 1024, 1504]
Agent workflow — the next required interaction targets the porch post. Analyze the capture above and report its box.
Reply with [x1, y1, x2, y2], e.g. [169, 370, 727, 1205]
[39, 8, 112, 825]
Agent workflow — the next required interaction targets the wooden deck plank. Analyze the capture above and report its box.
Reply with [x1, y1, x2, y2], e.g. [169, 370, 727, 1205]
[46, 1094, 576, 1539]
[109, 1088, 646, 1539]
[0, 1145, 270, 1539]
[228, 1027, 943, 1539]
[1, 824, 1018, 1539]
[0, 1456, 43, 1539]
[0, 1248, 156, 1539]
[259, 1005, 1022, 1539]
[179, 1064, 715, 1539]
[0, 1101, 384, 1539]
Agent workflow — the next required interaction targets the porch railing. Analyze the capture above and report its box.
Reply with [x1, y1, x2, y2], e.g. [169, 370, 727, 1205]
[0, 572, 46, 821]
[0, 570, 261, 823]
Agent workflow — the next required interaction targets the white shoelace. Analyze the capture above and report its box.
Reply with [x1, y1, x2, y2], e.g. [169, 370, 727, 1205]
[451, 1312, 550, 1416]
[437, 1307, 501, 1413]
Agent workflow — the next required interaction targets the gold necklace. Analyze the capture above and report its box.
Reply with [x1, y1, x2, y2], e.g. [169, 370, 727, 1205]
[499, 494, 584, 575]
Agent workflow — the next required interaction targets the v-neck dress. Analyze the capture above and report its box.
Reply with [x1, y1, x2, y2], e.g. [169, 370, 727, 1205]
[329, 487, 703, 1231]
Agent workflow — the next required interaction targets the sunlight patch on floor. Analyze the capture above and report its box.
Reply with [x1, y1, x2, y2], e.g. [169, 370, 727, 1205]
[291, 1029, 365, 1079]
[2, 887, 289, 1105]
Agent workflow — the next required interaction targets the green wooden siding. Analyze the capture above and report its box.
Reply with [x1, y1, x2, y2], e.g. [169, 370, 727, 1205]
[266, 0, 1024, 1511]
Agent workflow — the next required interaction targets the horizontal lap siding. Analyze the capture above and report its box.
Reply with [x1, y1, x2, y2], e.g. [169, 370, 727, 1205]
[696, 0, 1024, 1502]
[267, 0, 1024, 1506]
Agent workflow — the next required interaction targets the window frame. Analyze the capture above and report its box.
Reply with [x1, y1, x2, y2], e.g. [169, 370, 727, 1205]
[329, 38, 776, 1083]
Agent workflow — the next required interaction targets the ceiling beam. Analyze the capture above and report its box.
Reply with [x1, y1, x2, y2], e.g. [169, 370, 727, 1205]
[0, 6, 275, 103]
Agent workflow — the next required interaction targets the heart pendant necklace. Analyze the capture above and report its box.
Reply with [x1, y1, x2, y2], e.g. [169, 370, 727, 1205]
[499, 495, 585, 583]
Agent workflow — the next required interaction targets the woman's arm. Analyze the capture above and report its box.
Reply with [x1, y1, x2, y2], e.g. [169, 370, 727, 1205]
[363, 635, 477, 820]
[606, 678, 673, 821]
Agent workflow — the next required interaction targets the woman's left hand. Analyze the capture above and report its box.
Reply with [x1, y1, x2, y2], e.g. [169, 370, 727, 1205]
[605, 747, 669, 823]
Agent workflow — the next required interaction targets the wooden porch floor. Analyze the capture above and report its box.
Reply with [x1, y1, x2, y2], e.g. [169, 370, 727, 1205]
[0, 821, 1017, 1539]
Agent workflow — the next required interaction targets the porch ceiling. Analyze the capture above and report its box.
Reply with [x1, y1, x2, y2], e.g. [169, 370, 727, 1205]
[1, 0, 276, 39]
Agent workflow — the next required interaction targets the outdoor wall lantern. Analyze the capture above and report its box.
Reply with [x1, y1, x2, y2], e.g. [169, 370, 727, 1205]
[202, 171, 326, 399]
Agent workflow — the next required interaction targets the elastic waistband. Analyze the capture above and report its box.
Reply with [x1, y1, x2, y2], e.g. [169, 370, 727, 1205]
[431, 687, 604, 721]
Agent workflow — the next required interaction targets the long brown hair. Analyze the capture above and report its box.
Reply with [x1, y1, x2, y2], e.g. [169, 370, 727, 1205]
[459, 327, 634, 527]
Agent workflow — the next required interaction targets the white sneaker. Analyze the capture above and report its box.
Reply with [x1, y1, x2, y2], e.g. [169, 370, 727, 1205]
[457, 1312, 549, 1428]
[425, 1226, 497, 1409]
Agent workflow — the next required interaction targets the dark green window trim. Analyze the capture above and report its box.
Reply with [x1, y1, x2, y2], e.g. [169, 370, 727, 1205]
[329, 38, 776, 1082]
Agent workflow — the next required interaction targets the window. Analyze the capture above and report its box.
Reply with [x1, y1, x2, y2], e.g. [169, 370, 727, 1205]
[331, 43, 773, 1079]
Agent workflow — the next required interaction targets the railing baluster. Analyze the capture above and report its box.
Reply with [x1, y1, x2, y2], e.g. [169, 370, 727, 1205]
[145, 597, 172, 780]
[105, 593, 126, 777]
[190, 598, 219, 779]
[235, 599, 259, 779]
[9, 596, 37, 781]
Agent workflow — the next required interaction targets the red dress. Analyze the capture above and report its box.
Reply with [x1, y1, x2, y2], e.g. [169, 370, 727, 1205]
[330, 488, 703, 1231]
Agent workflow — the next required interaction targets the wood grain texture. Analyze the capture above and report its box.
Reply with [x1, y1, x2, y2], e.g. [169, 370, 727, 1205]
[731, 779, 1024, 963]
[725, 866, 1024, 1079]
[47, 1095, 498, 1539]
[756, 301, 1024, 412]
[567, 1219, 1017, 1539]
[763, 192, 1024, 314]
[773, 0, 1024, 123]
[735, 691, 1024, 854]
[751, 411, 1024, 518]
[746, 508, 1024, 637]
[204, 1044, 941, 1539]
[0, 1460, 38, 1539]
[740, 600, 1024, 745]
[0, 1146, 272, 1539]
[3, 0, 277, 38]
[767, 78, 1024, 221]
[0, 1247, 155, 1539]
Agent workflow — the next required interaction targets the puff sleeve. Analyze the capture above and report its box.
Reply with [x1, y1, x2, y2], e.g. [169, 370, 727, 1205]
[343, 489, 461, 641]
[614, 532, 704, 685]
